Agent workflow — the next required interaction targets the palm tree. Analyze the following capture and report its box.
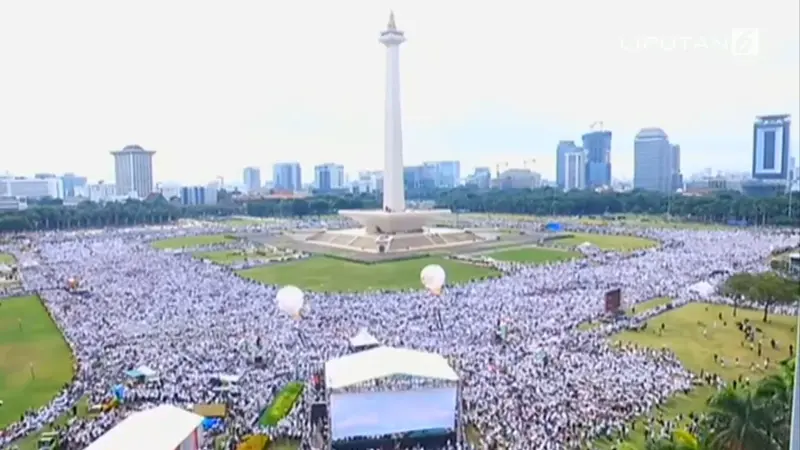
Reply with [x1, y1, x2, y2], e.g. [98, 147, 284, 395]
[706, 386, 774, 450]
[753, 359, 795, 448]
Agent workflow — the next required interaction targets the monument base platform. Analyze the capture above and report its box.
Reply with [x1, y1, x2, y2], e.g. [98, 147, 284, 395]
[304, 227, 484, 254]
[338, 209, 451, 234]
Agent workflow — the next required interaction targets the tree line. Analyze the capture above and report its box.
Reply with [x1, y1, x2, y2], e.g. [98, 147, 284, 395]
[0, 188, 798, 232]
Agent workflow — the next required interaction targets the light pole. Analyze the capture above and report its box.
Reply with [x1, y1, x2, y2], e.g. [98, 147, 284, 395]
[791, 253, 800, 450]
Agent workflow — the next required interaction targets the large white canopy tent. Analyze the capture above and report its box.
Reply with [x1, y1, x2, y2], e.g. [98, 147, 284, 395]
[688, 280, 716, 297]
[325, 346, 458, 390]
[83, 404, 204, 450]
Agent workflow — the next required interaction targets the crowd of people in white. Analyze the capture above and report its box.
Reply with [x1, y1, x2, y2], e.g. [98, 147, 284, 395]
[0, 218, 797, 450]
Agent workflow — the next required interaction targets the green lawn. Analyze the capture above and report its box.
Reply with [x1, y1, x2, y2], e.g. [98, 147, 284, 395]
[151, 234, 235, 250]
[553, 232, 657, 251]
[237, 256, 500, 292]
[0, 253, 15, 264]
[193, 250, 252, 265]
[0, 295, 75, 428]
[597, 303, 797, 447]
[487, 246, 580, 264]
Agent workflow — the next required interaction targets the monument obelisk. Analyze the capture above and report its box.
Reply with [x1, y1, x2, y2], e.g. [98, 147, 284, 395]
[378, 11, 406, 213]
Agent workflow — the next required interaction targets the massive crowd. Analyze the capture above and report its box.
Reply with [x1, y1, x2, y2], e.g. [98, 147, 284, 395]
[0, 218, 797, 450]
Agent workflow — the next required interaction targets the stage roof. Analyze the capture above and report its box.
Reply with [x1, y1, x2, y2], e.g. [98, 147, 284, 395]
[325, 346, 458, 389]
[83, 404, 203, 450]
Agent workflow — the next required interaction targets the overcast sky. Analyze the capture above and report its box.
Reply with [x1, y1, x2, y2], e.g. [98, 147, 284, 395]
[1, 0, 798, 185]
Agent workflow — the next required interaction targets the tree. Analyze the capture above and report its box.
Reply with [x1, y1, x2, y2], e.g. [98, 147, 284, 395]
[706, 386, 773, 450]
[749, 273, 798, 322]
[721, 273, 757, 317]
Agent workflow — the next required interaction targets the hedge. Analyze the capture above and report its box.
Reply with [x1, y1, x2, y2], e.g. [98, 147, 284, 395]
[259, 381, 304, 426]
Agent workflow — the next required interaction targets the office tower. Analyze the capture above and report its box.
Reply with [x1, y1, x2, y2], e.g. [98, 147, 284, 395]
[671, 144, 683, 191]
[424, 161, 461, 188]
[564, 147, 587, 191]
[243, 167, 262, 193]
[556, 141, 579, 190]
[634, 128, 678, 193]
[752, 114, 791, 181]
[465, 167, 492, 189]
[314, 163, 346, 192]
[272, 162, 302, 191]
[582, 131, 612, 188]
[61, 173, 88, 197]
[111, 145, 155, 198]
[3, 178, 63, 199]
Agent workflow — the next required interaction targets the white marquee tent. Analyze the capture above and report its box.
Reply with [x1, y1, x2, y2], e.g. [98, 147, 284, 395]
[348, 329, 379, 348]
[325, 346, 458, 390]
[688, 280, 716, 297]
[83, 404, 204, 450]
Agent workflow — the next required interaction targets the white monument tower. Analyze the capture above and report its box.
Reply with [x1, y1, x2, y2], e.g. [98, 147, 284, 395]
[379, 11, 406, 213]
[313, 13, 481, 253]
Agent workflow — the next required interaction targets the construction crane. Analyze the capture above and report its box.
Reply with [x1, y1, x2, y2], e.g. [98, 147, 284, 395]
[590, 121, 604, 131]
[495, 162, 508, 179]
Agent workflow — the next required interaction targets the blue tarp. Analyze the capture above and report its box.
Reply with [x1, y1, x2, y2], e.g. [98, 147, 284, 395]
[545, 222, 563, 232]
[112, 384, 126, 402]
[202, 418, 222, 431]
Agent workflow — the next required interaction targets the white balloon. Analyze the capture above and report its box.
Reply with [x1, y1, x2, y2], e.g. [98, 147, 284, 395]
[420, 264, 446, 294]
[276, 285, 305, 317]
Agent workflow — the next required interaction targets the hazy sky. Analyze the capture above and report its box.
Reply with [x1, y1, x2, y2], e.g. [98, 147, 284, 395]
[1, 0, 798, 185]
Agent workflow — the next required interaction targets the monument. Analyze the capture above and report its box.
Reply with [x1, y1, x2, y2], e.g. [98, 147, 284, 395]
[305, 13, 482, 254]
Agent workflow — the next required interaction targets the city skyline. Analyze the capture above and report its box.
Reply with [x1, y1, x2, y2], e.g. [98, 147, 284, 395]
[0, 0, 798, 184]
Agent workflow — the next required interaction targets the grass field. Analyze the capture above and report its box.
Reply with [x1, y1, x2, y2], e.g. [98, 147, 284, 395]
[151, 234, 235, 250]
[553, 232, 657, 251]
[193, 250, 253, 265]
[0, 295, 74, 428]
[597, 303, 797, 447]
[487, 246, 581, 264]
[0, 253, 15, 264]
[238, 256, 500, 292]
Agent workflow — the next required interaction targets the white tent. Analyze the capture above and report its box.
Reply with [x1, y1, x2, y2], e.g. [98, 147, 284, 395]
[348, 329, 379, 348]
[84, 404, 204, 450]
[136, 365, 158, 381]
[324, 346, 458, 390]
[688, 281, 715, 297]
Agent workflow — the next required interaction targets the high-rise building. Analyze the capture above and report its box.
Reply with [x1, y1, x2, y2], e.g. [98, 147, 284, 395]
[111, 145, 155, 198]
[272, 162, 302, 191]
[314, 163, 345, 192]
[404, 165, 436, 190]
[634, 128, 680, 193]
[1, 178, 63, 199]
[564, 147, 587, 191]
[424, 161, 461, 188]
[556, 141, 579, 190]
[671, 144, 683, 191]
[465, 167, 492, 189]
[61, 173, 88, 197]
[582, 131, 612, 188]
[752, 114, 791, 181]
[243, 167, 262, 193]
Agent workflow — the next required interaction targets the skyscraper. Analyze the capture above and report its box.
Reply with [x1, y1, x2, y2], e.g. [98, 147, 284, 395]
[61, 173, 88, 197]
[633, 128, 679, 193]
[564, 147, 587, 191]
[556, 141, 579, 190]
[752, 114, 791, 181]
[314, 163, 345, 191]
[243, 167, 261, 193]
[424, 161, 461, 188]
[111, 145, 155, 198]
[272, 162, 302, 191]
[581, 131, 612, 188]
